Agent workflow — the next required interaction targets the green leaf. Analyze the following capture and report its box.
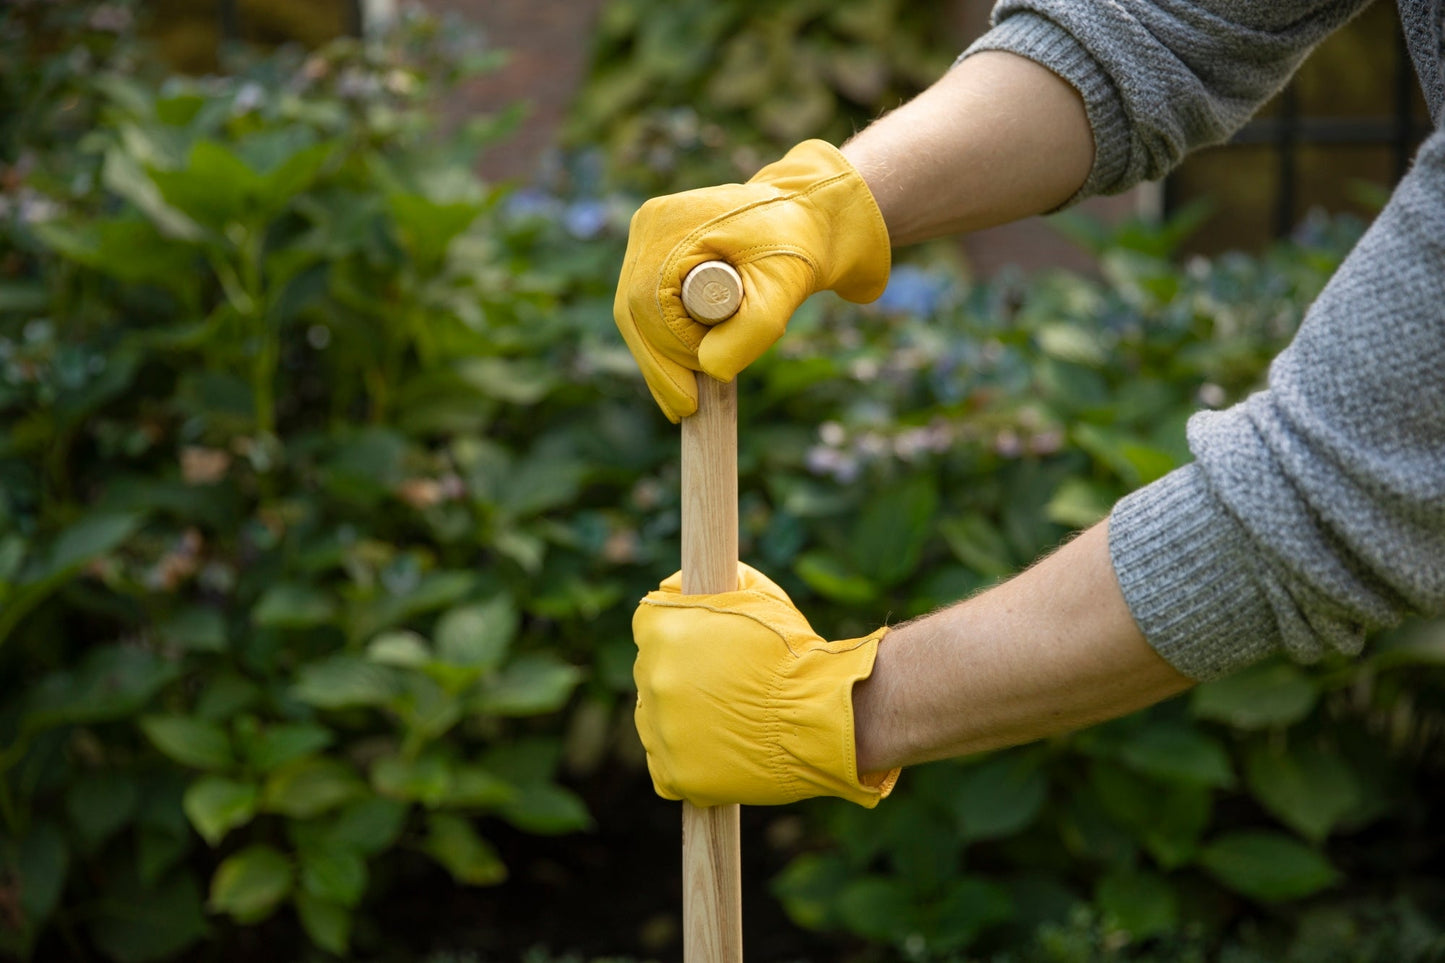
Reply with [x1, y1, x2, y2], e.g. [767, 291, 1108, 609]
[89, 870, 208, 963]
[261, 757, 366, 819]
[295, 891, 352, 956]
[252, 583, 336, 629]
[497, 782, 592, 835]
[371, 752, 452, 806]
[325, 797, 410, 856]
[455, 357, 557, 405]
[939, 515, 1014, 579]
[387, 191, 483, 269]
[102, 149, 204, 241]
[477, 736, 563, 787]
[1369, 619, 1445, 668]
[347, 570, 477, 641]
[67, 771, 140, 849]
[1090, 761, 1211, 868]
[834, 875, 922, 941]
[324, 427, 408, 505]
[794, 551, 877, 605]
[1245, 743, 1362, 842]
[14, 821, 68, 922]
[1096, 869, 1178, 937]
[395, 672, 464, 744]
[772, 852, 848, 931]
[446, 765, 516, 809]
[952, 752, 1048, 842]
[136, 827, 191, 889]
[42, 511, 146, 580]
[1114, 723, 1234, 788]
[183, 777, 258, 847]
[929, 878, 1014, 948]
[1073, 424, 1176, 486]
[254, 140, 333, 210]
[1191, 660, 1319, 729]
[849, 474, 939, 587]
[423, 813, 507, 886]
[158, 606, 227, 653]
[243, 723, 334, 772]
[208, 845, 293, 923]
[291, 655, 398, 709]
[1, 512, 145, 643]
[474, 654, 581, 716]
[1037, 322, 1107, 366]
[1199, 831, 1340, 902]
[299, 845, 367, 908]
[435, 596, 517, 670]
[148, 140, 256, 230]
[140, 715, 234, 771]
[494, 451, 587, 520]
[1045, 478, 1113, 529]
[366, 630, 432, 668]
[22, 644, 177, 728]
[195, 673, 261, 722]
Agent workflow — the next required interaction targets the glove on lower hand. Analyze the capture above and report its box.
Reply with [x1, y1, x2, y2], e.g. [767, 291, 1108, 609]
[614, 139, 891, 422]
[633, 562, 901, 808]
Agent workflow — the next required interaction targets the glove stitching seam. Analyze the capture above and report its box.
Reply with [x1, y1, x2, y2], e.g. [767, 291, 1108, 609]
[653, 167, 859, 346]
[639, 592, 813, 658]
[764, 652, 798, 801]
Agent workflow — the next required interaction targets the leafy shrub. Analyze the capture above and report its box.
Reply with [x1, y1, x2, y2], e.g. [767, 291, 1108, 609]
[0, 6, 633, 959]
[760, 213, 1445, 958]
[5, 2, 1445, 960]
[566, 0, 959, 193]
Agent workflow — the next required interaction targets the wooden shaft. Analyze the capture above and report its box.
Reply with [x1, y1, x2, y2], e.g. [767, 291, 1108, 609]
[680, 262, 744, 962]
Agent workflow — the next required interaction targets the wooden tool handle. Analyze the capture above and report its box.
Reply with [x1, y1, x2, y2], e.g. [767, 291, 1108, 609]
[679, 261, 744, 962]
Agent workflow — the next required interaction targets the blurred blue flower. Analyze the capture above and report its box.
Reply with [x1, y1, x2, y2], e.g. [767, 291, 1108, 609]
[504, 188, 562, 221]
[563, 199, 609, 240]
[875, 264, 950, 317]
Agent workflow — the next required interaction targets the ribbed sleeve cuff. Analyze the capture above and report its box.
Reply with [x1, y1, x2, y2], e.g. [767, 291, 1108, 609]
[959, 11, 1133, 204]
[1108, 465, 1280, 681]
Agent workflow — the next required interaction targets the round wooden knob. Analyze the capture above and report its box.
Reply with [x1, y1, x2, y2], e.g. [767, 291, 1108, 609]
[681, 261, 743, 324]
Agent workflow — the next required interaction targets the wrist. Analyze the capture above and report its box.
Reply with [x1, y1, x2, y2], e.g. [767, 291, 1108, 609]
[851, 627, 909, 774]
[753, 140, 892, 302]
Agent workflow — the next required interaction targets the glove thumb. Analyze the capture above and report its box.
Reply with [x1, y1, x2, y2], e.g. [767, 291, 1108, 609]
[696, 255, 815, 382]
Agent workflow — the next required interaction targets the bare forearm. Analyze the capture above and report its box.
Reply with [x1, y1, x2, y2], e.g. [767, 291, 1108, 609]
[840, 51, 1094, 247]
[853, 521, 1193, 772]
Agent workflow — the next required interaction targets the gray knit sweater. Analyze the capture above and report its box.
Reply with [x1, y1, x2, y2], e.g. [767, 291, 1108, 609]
[965, 1, 1445, 680]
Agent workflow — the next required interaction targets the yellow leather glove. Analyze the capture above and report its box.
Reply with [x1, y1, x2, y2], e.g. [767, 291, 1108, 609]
[633, 562, 901, 808]
[614, 140, 891, 422]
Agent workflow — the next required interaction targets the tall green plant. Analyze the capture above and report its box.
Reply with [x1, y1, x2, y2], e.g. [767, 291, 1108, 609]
[0, 8, 613, 959]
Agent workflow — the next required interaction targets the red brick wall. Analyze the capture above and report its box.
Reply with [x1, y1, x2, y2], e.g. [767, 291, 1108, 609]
[421, 0, 607, 182]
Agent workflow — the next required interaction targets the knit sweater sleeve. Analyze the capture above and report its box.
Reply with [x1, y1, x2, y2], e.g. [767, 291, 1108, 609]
[1108, 125, 1445, 680]
[961, 0, 1372, 199]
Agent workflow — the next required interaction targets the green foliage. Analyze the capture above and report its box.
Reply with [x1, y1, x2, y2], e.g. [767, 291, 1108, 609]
[5, 2, 1445, 960]
[756, 213, 1445, 956]
[567, 0, 960, 192]
[0, 5, 603, 959]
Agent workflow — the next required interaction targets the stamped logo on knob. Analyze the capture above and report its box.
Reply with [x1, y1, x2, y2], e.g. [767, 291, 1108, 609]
[681, 261, 743, 324]
[703, 280, 731, 306]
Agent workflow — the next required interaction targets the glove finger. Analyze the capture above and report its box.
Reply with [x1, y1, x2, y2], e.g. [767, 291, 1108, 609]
[645, 752, 683, 802]
[696, 254, 816, 382]
[735, 562, 797, 608]
[613, 294, 697, 422]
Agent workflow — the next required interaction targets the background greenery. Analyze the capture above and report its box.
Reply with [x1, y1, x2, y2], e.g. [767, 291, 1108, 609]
[3, 1, 1444, 961]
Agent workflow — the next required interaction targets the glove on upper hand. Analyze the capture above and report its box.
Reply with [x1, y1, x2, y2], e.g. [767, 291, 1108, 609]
[633, 562, 901, 808]
[614, 139, 891, 422]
